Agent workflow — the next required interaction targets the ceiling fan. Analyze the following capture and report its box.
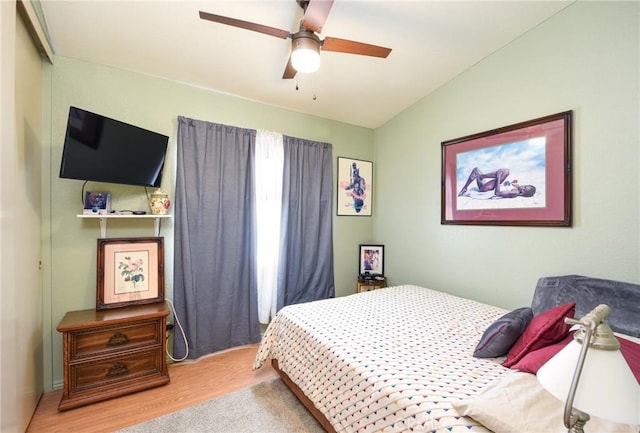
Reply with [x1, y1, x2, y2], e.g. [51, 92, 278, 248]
[199, 0, 392, 79]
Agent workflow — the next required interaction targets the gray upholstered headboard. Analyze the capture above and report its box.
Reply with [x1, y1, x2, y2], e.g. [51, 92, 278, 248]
[531, 275, 640, 338]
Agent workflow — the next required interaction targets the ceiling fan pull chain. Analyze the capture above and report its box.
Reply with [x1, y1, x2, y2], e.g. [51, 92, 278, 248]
[312, 73, 317, 101]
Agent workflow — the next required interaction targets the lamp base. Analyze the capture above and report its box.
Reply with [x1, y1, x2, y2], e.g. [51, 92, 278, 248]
[568, 409, 590, 433]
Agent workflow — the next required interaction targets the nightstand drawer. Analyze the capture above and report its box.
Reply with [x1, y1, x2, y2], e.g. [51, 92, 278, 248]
[71, 319, 162, 361]
[70, 347, 164, 394]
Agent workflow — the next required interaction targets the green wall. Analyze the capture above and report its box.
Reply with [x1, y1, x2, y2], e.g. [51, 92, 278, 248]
[45, 57, 375, 390]
[374, 1, 639, 309]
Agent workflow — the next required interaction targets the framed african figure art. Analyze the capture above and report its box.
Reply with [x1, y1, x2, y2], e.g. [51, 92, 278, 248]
[337, 157, 373, 216]
[441, 111, 572, 226]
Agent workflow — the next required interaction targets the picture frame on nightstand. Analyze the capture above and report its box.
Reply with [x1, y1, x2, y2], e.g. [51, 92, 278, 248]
[359, 244, 384, 277]
[96, 237, 165, 310]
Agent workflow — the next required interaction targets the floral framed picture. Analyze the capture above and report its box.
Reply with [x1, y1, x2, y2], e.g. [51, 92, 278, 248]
[441, 111, 572, 226]
[96, 237, 164, 310]
[337, 157, 373, 216]
[359, 244, 384, 276]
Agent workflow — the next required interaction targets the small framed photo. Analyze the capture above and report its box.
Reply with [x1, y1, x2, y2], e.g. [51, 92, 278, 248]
[337, 157, 373, 216]
[83, 191, 111, 215]
[359, 244, 384, 276]
[97, 237, 164, 310]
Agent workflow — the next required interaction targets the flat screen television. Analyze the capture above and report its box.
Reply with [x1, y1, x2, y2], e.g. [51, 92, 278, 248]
[59, 106, 169, 188]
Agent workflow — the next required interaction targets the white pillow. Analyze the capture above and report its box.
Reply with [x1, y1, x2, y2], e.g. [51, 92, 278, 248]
[451, 372, 639, 433]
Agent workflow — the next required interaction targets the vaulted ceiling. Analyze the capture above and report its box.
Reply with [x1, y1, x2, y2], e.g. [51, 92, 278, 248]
[41, 1, 573, 128]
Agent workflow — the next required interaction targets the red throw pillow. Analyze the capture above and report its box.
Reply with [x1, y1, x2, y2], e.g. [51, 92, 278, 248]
[508, 334, 573, 374]
[507, 331, 640, 383]
[503, 302, 575, 368]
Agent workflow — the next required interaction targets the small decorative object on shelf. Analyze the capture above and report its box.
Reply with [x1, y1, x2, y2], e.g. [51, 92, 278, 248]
[83, 191, 111, 215]
[149, 188, 170, 215]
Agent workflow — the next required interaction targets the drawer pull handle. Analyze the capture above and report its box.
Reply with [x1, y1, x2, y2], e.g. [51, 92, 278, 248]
[107, 332, 129, 346]
[106, 362, 128, 377]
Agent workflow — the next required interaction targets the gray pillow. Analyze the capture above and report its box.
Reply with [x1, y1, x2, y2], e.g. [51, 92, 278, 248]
[473, 307, 533, 358]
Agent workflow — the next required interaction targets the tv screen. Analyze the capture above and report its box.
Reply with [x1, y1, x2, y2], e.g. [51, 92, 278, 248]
[59, 106, 169, 187]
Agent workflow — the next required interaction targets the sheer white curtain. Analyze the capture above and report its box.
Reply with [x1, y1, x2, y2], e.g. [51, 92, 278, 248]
[255, 130, 284, 324]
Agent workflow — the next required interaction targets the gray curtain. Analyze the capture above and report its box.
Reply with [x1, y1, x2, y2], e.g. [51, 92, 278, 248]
[173, 116, 260, 359]
[277, 136, 334, 308]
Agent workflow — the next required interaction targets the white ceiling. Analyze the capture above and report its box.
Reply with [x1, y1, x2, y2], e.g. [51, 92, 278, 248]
[40, 0, 573, 129]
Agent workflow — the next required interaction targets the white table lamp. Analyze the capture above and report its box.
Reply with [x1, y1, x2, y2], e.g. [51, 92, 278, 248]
[537, 304, 640, 433]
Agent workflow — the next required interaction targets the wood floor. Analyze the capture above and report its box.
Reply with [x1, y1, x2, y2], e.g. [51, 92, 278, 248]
[26, 345, 277, 433]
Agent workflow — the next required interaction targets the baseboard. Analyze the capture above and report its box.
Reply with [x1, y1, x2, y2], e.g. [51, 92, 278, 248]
[52, 379, 64, 391]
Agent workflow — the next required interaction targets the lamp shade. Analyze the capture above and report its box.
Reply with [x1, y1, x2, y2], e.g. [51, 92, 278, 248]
[537, 338, 640, 425]
[291, 32, 321, 73]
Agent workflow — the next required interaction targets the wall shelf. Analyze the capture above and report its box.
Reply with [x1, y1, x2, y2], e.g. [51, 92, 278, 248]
[77, 214, 171, 237]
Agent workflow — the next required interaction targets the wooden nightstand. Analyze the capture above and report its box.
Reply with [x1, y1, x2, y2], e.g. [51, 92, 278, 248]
[57, 302, 170, 410]
[357, 277, 387, 293]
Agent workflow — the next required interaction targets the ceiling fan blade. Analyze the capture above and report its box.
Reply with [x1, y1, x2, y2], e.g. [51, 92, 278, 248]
[282, 55, 297, 79]
[322, 37, 391, 58]
[199, 11, 290, 39]
[300, 0, 334, 33]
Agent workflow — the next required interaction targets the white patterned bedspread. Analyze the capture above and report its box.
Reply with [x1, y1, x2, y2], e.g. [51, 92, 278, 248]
[254, 285, 514, 433]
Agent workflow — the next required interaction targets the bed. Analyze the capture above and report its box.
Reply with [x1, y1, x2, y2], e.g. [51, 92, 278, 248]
[253, 276, 640, 433]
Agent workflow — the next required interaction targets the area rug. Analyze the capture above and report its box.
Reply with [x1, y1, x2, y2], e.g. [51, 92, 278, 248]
[116, 377, 325, 433]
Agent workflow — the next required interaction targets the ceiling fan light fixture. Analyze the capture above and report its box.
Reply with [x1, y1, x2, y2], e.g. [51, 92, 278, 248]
[291, 33, 321, 73]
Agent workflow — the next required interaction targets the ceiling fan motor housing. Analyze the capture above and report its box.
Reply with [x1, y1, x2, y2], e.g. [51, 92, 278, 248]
[291, 31, 321, 73]
[292, 30, 321, 49]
